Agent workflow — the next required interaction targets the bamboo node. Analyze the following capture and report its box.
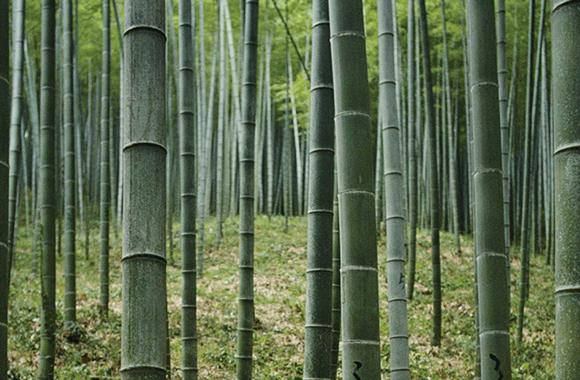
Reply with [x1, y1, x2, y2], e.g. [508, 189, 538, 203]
[123, 24, 167, 40]
[341, 265, 378, 273]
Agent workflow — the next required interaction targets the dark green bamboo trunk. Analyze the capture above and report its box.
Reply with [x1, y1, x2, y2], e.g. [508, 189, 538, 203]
[63, 0, 77, 334]
[0, 0, 10, 375]
[7, 0, 25, 276]
[378, 0, 410, 377]
[303, 0, 334, 375]
[99, 0, 111, 315]
[418, 0, 441, 347]
[121, 1, 168, 378]
[179, 0, 198, 377]
[552, 0, 580, 377]
[467, 1, 513, 379]
[38, 0, 57, 377]
[236, 0, 259, 377]
[329, 0, 381, 377]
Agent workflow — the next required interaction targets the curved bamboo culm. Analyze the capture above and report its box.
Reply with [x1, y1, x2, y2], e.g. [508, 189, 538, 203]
[0, 0, 10, 376]
[406, 0, 417, 301]
[378, 0, 410, 377]
[303, 0, 334, 376]
[63, 0, 77, 333]
[553, 0, 580, 377]
[466, 1, 512, 379]
[178, 0, 198, 377]
[328, 0, 381, 377]
[496, 0, 510, 277]
[417, 0, 441, 347]
[99, 0, 111, 315]
[236, 0, 259, 377]
[330, 178, 340, 380]
[7, 0, 25, 278]
[38, 0, 57, 378]
[121, 0, 168, 379]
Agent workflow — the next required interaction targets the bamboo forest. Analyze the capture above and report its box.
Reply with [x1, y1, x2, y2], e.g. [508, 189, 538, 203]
[0, 0, 578, 378]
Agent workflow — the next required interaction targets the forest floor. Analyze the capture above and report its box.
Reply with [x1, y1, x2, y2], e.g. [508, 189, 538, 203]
[8, 216, 554, 379]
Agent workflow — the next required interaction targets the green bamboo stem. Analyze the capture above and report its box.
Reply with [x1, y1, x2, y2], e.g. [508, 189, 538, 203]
[38, 0, 57, 377]
[329, 0, 381, 377]
[467, 1, 513, 378]
[179, 0, 198, 376]
[112, 0, 124, 227]
[0, 0, 10, 375]
[418, 0, 442, 347]
[265, 34, 274, 218]
[197, 36, 218, 279]
[496, 0, 510, 265]
[236, 0, 259, 377]
[440, 0, 460, 254]
[73, 38, 86, 264]
[519, 0, 546, 342]
[284, 42, 291, 229]
[121, 0, 168, 378]
[7, 0, 25, 277]
[63, 0, 77, 334]
[375, 123, 384, 232]
[517, 0, 536, 342]
[553, 0, 580, 377]
[303, 0, 334, 374]
[406, 0, 417, 301]
[216, 0, 226, 245]
[288, 58, 303, 215]
[99, 0, 111, 315]
[378, 0, 410, 377]
[330, 177, 340, 380]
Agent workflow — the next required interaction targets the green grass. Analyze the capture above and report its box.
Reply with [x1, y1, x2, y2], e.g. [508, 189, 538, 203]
[7, 216, 554, 379]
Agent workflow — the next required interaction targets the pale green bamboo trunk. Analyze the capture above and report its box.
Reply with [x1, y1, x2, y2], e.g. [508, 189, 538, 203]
[99, 0, 111, 315]
[552, 0, 580, 377]
[0, 0, 10, 376]
[378, 0, 410, 377]
[216, 1, 226, 244]
[406, 0, 417, 301]
[121, 1, 168, 378]
[329, 0, 381, 377]
[38, 1, 57, 377]
[519, 0, 546, 342]
[236, 0, 259, 377]
[330, 179, 340, 380]
[496, 0, 510, 268]
[467, 1, 512, 379]
[303, 0, 334, 375]
[440, 0, 460, 254]
[7, 0, 25, 276]
[179, 0, 198, 377]
[63, 0, 77, 334]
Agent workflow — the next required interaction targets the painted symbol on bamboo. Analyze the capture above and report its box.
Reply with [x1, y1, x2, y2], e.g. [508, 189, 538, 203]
[489, 353, 504, 380]
[353, 361, 363, 380]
